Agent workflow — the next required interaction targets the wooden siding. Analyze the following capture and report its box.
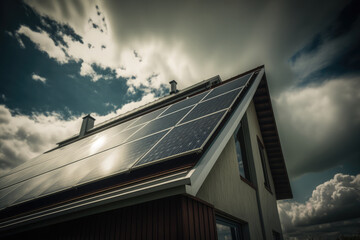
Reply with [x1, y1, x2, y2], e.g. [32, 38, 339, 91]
[4, 195, 217, 240]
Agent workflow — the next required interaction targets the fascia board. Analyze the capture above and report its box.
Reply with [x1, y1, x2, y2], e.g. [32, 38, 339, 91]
[185, 68, 265, 196]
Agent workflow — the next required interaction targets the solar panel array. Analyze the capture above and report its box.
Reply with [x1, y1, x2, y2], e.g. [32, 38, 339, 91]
[0, 72, 252, 210]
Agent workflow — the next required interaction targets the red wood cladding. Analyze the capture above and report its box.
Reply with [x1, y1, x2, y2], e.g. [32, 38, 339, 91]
[5, 195, 217, 240]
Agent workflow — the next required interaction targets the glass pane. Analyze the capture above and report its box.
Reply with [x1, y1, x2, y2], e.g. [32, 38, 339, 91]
[235, 137, 246, 178]
[216, 217, 242, 240]
[217, 223, 236, 240]
[235, 124, 250, 181]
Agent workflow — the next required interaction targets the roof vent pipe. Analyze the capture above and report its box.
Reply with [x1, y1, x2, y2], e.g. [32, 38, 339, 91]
[79, 114, 95, 137]
[169, 80, 178, 94]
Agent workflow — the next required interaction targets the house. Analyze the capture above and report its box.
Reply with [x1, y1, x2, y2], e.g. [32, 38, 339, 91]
[0, 65, 292, 239]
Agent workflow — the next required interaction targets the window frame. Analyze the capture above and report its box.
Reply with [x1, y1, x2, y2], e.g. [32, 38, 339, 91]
[215, 214, 247, 240]
[234, 121, 251, 182]
[257, 136, 272, 192]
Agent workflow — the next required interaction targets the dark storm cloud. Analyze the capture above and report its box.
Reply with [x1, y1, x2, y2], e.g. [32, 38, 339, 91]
[275, 78, 360, 177]
[102, 0, 349, 93]
[290, 0, 360, 84]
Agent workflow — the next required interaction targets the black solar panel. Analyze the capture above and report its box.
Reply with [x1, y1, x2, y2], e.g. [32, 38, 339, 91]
[134, 110, 227, 167]
[127, 107, 191, 142]
[132, 106, 168, 126]
[203, 73, 251, 100]
[2, 131, 167, 209]
[159, 91, 209, 116]
[0, 124, 145, 191]
[180, 89, 240, 124]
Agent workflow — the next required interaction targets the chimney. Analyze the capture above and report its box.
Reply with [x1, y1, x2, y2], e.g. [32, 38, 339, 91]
[79, 114, 95, 137]
[169, 80, 178, 94]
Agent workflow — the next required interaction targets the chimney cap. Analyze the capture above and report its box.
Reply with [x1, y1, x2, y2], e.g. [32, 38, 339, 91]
[83, 114, 95, 120]
[169, 80, 177, 84]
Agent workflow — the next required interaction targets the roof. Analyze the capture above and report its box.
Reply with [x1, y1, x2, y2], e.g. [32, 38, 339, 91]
[0, 66, 292, 234]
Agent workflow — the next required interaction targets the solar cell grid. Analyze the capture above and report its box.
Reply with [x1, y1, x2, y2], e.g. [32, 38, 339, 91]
[132, 106, 168, 126]
[79, 131, 167, 185]
[203, 73, 251, 101]
[0, 124, 145, 191]
[127, 107, 191, 142]
[159, 91, 209, 116]
[134, 110, 227, 167]
[180, 89, 240, 124]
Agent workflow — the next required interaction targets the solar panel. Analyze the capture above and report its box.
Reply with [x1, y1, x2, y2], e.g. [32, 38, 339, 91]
[159, 91, 209, 116]
[127, 107, 191, 142]
[134, 110, 227, 168]
[4, 117, 139, 178]
[203, 73, 251, 101]
[0, 124, 145, 191]
[180, 89, 240, 124]
[131, 106, 168, 126]
[1, 131, 167, 209]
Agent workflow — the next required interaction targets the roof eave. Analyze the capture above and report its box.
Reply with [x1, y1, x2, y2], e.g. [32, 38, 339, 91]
[253, 75, 293, 199]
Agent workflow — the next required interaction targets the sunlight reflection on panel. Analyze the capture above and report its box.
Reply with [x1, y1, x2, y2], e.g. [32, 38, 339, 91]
[101, 154, 116, 173]
[89, 136, 106, 155]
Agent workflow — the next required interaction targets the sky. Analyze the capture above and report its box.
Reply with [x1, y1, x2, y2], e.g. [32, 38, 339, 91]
[0, 0, 359, 238]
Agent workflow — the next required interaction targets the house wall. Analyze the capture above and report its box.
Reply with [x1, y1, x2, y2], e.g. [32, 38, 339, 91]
[196, 100, 283, 239]
[4, 195, 217, 240]
[246, 101, 283, 239]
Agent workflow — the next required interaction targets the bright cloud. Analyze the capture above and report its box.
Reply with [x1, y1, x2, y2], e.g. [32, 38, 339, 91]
[31, 73, 47, 83]
[17, 25, 68, 64]
[278, 173, 360, 237]
[0, 105, 80, 175]
[79, 62, 101, 81]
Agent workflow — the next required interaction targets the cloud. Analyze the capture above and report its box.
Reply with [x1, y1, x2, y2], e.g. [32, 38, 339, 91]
[17, 25, 68, 64]
[278, 173, 360, 237]
[289, 7, 360, 82]
[79, 62, 101, 81]
[31, 73, 47, 83]
[0, 105, 80, 175]
[275, 77, 360, 177]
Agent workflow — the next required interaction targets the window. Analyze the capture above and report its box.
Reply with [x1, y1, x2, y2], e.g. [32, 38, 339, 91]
[272, 230, 281, 240]
[257, 138, 271, 190]
[216, 216, 245, 240]
[235, 123, 251, 181]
